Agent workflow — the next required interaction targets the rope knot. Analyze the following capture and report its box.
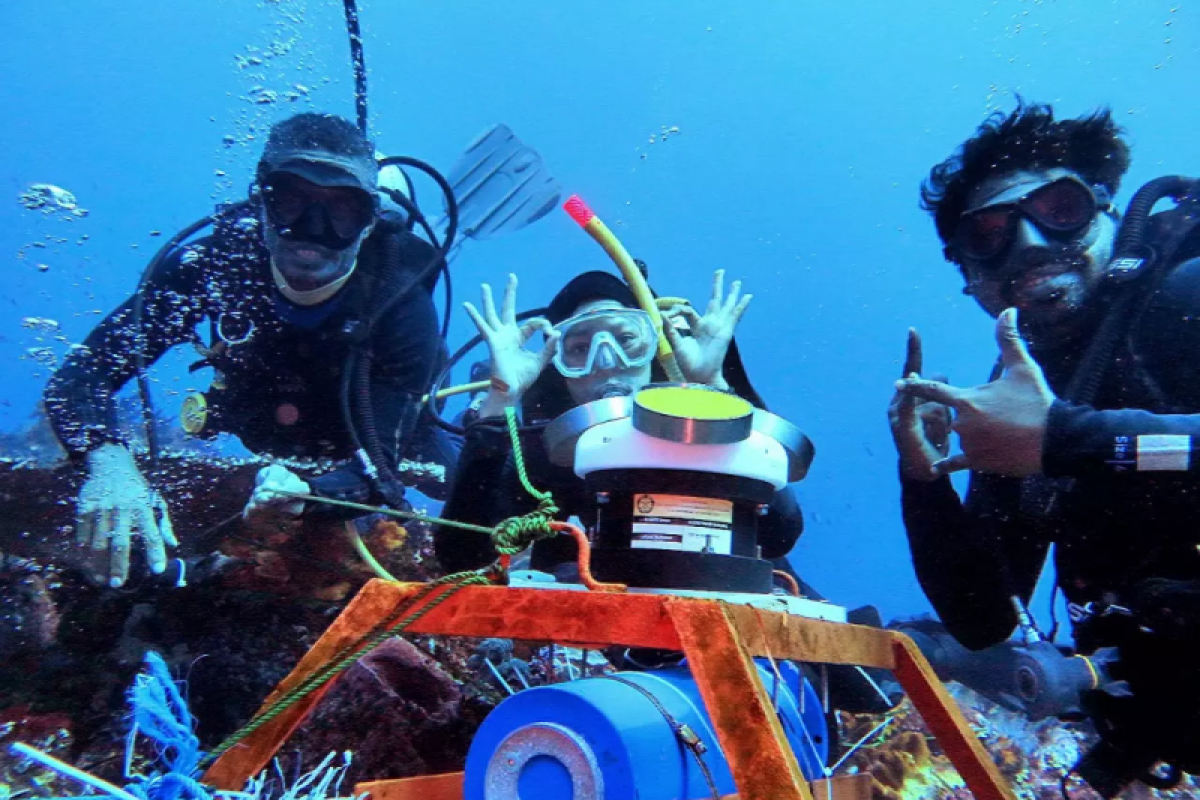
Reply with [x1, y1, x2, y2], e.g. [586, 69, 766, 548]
[492, 502, 560, 556]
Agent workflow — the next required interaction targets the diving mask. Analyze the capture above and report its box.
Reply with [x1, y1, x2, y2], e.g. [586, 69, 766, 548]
[551, 307, 657, 378]
[261, 170, 378, 252]
[950, 176, 1106, 264]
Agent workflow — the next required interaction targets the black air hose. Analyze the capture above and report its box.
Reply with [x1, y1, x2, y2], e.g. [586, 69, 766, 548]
[1110, 176, 1194, 262]
[132, 201, 255, 462]
[1066, 176, 1197, 405]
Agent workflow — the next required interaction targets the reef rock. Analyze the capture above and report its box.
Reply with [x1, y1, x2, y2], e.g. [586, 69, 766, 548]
[285, 636, 493, 786]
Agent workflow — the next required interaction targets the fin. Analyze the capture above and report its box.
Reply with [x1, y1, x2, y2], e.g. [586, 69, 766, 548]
[438, 124, 561, 252]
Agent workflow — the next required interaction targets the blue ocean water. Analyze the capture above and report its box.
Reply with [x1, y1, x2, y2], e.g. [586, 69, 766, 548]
[0, 0, 1195, 623]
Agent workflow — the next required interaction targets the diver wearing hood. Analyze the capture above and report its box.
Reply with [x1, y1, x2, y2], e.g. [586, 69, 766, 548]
[44, 113, 453, 589]
[433, 269, 805, 578]
[438, 269, 901, 716]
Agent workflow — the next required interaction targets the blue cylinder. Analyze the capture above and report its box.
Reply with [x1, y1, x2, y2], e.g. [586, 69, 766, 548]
[464, 660, 828, 800]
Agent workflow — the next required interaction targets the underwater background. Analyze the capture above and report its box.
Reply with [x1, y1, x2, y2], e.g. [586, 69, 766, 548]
[1, 0, 1197, 627]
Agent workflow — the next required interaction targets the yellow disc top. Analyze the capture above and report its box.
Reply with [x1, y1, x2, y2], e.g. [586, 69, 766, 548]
[634, 385, 753, 421]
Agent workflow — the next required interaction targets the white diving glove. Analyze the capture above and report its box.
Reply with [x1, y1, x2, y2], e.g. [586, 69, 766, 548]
[243, 464, 311, 521]
[76, 443, 177, 587]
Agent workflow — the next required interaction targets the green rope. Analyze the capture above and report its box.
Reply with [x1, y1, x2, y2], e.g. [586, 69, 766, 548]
[202, 566, 499, 767]
[204, 420, 566, 768]
[279, 491, 494, 535]
[504, 406, 553, 506]
[493, 406, 559, 556]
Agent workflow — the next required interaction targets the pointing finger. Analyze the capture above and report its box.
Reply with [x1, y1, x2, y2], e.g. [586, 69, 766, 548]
[902, 328, 924, 378]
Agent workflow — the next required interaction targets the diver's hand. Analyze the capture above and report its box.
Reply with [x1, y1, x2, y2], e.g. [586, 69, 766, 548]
[888, 328, 952, 482]
[663, 269, 752, 389]
[464, 274, 560, 419]
[76, 443, 177, 587]
[894, 309, 1054, 478]
[243, 465, 309, 521]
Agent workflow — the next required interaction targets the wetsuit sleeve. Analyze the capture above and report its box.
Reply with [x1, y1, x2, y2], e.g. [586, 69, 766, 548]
[434, 418, 537, 573]
[43, 242, 208, 457]
[758, 486, 804, 559]
[901, 470, 1049, 650]
[1043, 257, 1200, 478]
[1044, 401, 1200, 477]
[307, 265, 442, 505]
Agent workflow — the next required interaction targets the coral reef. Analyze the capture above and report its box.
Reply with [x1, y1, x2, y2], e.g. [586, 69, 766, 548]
[285, 637, 490, 786]
[839, 683, 1200, 800]
[0, 452, 454, 795]
[7, 455, 1200, 800]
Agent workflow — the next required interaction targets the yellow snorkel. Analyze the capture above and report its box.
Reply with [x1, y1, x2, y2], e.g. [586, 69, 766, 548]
[563, 195, 686, 383]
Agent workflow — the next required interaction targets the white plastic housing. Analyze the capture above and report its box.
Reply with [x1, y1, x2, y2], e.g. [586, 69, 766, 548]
[574, 416, 789, 490]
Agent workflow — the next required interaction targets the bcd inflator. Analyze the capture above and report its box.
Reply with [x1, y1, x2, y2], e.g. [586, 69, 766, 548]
[464, 385, 833, 800]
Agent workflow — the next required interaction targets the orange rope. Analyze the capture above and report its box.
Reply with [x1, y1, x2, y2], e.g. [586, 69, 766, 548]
[773, 570, 801, 597]
[550, 520, 627, 593]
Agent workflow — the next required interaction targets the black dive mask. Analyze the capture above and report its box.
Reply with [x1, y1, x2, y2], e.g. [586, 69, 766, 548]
[261, 171, 378, 252]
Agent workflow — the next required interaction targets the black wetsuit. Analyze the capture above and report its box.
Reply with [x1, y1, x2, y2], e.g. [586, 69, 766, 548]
[435, 416, 805, 575]
[44, 213, 453, 503]
[903, 238, 1200, 652]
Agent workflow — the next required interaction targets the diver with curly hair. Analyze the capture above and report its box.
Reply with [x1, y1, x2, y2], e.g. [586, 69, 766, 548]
[890, 100, 1200, 795]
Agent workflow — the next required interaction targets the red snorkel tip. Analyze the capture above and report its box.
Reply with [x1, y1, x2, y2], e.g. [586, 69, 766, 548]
[563, 194, 596, 226]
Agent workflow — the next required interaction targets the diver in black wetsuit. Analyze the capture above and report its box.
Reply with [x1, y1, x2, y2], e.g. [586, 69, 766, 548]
[889, 100, 1200, 794]
[44, 113, 452, 589]
[438, 270, 900, 716]
[433, 269, 805, 578]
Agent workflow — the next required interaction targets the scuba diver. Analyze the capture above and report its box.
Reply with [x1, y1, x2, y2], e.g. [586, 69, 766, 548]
[434, 268, 897, 716]
[431, 268, 805, 575]
[890, 99, 1200, 796]
[43, 112, 452, 589]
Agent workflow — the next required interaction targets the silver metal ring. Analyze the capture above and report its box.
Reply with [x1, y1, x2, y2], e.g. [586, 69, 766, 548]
[217, 314, 256, 346]
[484, 721, 604, 799]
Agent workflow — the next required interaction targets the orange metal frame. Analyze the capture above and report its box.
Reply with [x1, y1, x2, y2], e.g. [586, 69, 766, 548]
[202, 580, 1015, 800]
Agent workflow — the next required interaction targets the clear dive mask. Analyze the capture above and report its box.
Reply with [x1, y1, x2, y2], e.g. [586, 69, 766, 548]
[551, 307, 658, 379]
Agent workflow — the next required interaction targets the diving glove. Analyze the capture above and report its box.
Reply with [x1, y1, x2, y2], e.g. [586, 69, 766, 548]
[243, 464, 310, 520]
[77, 443, 177, 587]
